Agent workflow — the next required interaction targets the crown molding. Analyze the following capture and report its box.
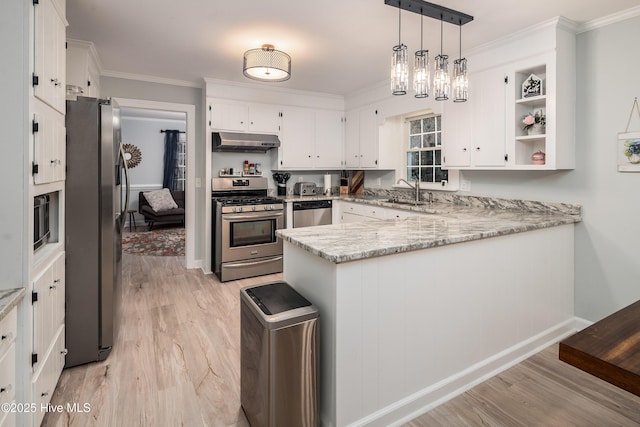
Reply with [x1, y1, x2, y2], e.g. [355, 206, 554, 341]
[102, 70, 202, 88]
[66, 38, 104, 74]
[577, 5, 640, 33]
[202, 77, 344, 102]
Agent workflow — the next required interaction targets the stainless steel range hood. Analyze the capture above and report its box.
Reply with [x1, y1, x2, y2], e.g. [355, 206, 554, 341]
[212, 132, 280, 152]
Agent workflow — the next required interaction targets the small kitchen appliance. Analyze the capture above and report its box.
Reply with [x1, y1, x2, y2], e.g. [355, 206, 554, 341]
[293, 182, 317, 196]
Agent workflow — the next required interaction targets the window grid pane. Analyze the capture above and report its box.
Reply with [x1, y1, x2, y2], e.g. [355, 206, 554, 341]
[407, 115, 447, 183]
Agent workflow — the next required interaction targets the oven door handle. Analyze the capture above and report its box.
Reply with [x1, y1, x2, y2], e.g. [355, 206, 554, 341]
[224, 256, 283, 268]
[222, 211, 284, 221]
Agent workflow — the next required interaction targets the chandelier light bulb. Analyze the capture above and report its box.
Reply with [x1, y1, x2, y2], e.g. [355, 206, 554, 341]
[434, 54, 450, 101]
[391, 44, 409, 95]
[453, 58, 468, 102]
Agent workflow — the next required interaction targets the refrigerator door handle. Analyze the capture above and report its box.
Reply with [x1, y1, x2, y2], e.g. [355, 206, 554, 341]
[119, 143, 130, 233]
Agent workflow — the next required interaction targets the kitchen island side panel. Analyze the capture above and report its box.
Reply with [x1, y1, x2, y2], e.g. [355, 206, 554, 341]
[283, 223, 575, 427]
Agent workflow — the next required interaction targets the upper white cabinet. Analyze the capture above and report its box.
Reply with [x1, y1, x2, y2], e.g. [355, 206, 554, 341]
[278, 107, 315, 168]
[208, 100, 282, 134]
[442, 19, 575, 170]
[32, 101, 66, 185]
[345, 106, 384, 168]
[275, 107, 345, 170]
[34, 0, 66, 114]
[314, 110, 344, 168]
[442, 66, 507, 168]
[66, 39, 101, 98]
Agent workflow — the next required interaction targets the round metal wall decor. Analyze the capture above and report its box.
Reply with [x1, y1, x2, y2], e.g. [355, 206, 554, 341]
[122, 143, 142, 168]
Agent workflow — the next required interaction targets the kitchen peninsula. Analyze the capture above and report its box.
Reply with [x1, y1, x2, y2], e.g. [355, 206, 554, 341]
[277, 197, 581, 427]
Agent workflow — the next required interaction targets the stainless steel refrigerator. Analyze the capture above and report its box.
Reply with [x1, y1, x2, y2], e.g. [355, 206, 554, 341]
[65, 96, 130, 368]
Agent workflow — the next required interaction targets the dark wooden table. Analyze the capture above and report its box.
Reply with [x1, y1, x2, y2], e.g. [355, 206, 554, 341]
[559, 299, 640, 397]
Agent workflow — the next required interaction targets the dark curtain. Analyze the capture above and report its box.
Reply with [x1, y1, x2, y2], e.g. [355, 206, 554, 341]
[162, 130, 180, 190]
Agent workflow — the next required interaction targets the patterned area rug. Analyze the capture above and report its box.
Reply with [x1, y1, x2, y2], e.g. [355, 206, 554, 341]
[122, 227, 185, 256]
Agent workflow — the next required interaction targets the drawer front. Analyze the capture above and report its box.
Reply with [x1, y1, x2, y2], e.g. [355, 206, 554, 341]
[0, 342, 16, 408]
[32, 327, 65, 427]
[0, 308, 17, 359]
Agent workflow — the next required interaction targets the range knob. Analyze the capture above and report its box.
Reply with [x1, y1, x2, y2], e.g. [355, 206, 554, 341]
[252, 206, 257, 212]
[270, 205, 275, 210]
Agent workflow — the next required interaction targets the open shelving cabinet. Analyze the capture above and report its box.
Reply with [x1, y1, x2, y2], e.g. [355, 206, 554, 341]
[513, 64, 548, 168]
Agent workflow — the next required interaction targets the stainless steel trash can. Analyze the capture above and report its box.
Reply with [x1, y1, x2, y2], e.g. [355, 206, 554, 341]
[240, 281, 319, 427]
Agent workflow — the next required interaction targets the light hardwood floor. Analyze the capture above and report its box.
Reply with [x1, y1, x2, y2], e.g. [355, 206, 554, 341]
[43, 254, 640, 426]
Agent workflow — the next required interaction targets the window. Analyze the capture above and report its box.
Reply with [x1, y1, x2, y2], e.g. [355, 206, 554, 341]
[406, 115, 448, 184]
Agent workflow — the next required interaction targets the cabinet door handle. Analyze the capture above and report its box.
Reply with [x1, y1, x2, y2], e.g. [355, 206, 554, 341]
[61, 348, 69, 355]
[476, 147, 481, 151]
[462, 148, 467, 152]
[1, 332, 13, 341]
[0, 384, 12, 394]
[41, 391, 49, 397]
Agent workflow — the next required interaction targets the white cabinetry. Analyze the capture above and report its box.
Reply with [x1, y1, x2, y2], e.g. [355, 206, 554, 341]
[34, 0, 66, 114]
[345, 106, 393, 169]
[442, 66, 507, 168]
[208, 101, 282, 134]
[32, 252, 65, 376]
[66, 39, 101, 98]
[277, 107, 315, 168]
[31, 251, 66, 425]
[0, 308, 17, 427]
[507, 50, 574, 169]
[337, 201, 384, 223]
[32, 101, 66, 185]
[3, 0, 66, 425]
[336, 201, 421, 223]
[276, 108, 344, 170]
[314, 110, 344, 168]
[442, 19, 575, 170]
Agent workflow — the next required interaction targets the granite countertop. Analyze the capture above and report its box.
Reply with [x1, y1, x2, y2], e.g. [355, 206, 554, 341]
[277, 196, 582, 264]
[0, 288, 26, 322]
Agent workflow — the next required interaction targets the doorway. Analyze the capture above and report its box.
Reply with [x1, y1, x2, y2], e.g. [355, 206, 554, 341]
[114, 98, 197, 268]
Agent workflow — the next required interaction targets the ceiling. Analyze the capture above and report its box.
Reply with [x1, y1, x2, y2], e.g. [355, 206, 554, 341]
[66, 0, 639, 96]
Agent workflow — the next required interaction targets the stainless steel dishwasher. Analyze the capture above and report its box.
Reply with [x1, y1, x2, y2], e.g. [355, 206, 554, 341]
[292, 199, 332, 228]
[241, 281, 319, 427]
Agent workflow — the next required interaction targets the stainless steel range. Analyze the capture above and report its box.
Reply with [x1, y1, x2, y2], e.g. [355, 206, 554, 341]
[212, 177, 284, 282]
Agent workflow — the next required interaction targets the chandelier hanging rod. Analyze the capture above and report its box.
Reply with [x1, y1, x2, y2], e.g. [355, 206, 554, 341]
[384, 0, 473, 26]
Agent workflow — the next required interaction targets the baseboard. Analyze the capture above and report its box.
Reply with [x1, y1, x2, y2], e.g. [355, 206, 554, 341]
[572, 316, 593, 331]
[354, 318, 577, 427]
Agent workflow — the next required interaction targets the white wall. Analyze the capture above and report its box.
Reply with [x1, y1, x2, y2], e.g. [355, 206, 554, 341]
[457, 16, 640, 322]
[121, 115, 186, 222]
[121, 116, 186, 186]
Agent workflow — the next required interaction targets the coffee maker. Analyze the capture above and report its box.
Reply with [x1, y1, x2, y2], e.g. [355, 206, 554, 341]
[272, 172, 291, 196]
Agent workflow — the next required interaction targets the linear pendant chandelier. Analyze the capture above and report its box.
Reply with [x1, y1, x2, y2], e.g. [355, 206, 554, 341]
[385, 0, 473, 101]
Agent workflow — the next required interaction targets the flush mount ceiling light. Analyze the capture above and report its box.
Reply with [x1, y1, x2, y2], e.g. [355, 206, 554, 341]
[384, 0, 473, 100]
[243, 44, 291, 82]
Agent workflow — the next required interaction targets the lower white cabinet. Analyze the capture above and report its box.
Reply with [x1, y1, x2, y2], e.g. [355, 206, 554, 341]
[32, 327, 65, 427]
[336, 201, 421, 223]
[0, 307, 17, 427]
[30, 251, 65, 426]
[337, 201, 384, 223]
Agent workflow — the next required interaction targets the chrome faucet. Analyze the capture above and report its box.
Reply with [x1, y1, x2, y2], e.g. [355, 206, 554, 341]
[397, 178, 420, 202]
